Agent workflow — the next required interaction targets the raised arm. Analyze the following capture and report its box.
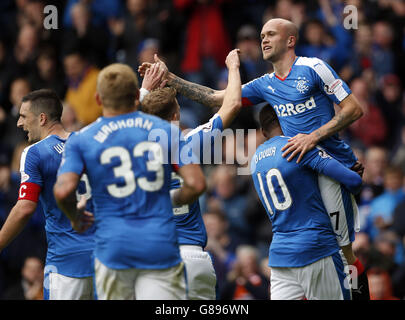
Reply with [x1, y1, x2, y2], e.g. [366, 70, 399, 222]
[216, 49, 243, 129]
[282, 93, 363, 163]
[138, 54, 225, 108]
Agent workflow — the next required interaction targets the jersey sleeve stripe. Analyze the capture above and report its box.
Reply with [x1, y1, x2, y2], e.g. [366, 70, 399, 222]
[297, 57, 350, 102]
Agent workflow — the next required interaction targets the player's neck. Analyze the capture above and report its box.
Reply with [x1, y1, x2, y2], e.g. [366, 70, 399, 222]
[42, 122, 70, 140]
[272, 52, 297, 79]
[103, 105, 137, 117]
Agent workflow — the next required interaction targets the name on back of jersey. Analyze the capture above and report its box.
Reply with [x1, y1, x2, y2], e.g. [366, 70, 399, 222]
[254, 147, 276, 164]
[273, 96, 316, 117]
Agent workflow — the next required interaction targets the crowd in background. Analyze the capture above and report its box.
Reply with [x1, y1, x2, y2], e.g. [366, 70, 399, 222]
[0, 0, 404, 300]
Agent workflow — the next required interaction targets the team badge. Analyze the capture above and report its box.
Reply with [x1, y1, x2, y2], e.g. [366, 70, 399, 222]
[295, 76, 309, 93]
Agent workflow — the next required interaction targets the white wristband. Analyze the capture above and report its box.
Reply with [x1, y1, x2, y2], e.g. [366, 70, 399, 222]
[139, 88, 150, 102]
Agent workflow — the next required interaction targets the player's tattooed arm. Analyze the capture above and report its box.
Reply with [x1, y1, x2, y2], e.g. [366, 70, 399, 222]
[138, 54, 225, 108]
[168, 75, 224, 109]
[312, 94, 364, 140]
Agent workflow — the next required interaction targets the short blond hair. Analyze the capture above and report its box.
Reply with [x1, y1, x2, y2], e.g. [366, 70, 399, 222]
[141, 87, 178, 121]
[97, 63, 139, 110]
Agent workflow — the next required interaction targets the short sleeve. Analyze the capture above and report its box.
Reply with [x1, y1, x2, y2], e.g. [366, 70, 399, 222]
[241, 78, 266, 107]
[184, 113, 224, 164]
[311, 58, 352, 104]
[58, 132, 85, 176]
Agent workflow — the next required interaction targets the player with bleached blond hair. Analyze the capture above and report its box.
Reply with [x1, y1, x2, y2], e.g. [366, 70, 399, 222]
[54, 63, 206, 300]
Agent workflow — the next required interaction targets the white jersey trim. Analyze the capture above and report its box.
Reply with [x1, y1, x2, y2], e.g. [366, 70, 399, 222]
[296, 57, 349, 102]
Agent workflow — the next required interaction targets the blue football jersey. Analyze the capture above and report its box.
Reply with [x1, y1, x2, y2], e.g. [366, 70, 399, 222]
[242, 56, 357, 168]
[171, 114, 223, 247]
[251, 136, 342, 268]
[19, 135, 95, 277]
[58, 111, 192, 270]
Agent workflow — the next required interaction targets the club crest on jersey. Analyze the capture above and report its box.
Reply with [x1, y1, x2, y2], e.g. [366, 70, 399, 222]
[295, 77, 309, 94]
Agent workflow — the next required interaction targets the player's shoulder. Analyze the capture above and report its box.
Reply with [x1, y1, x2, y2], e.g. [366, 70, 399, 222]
[295, 56, 325, 69]
[243, 73, 272, 87]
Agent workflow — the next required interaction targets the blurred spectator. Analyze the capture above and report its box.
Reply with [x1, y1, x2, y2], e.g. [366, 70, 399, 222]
[63, 50, 101, 127]
[174, 0, 231, 88]
[371, 21, 395, 81]
[63, 0, 123, 29]
[203, 209, 236, 295]
[63, 1, 110, 69]
[352, 232, 371, 268]
[368, 267, 399, 300]
[11, 23, 39, 76]
[108, 0, 164, 71]
[208, 164, 254, 247]
[365, 166, 405, 241]
[296, 0, 353, 71]
[3, 256, 43, 300]
[348, 78, 387, 148]
[357, 146, 388, 229]
[262, 0, 306, 29]
[392, 126, 405, 173]
[235, 25, 268, 83]
[29, 45, 66, 99]
[0, 145, 17, 222]
[0, 78, 30, 150]
[375, 74, 404, 150]
[220, 245, 269, 300]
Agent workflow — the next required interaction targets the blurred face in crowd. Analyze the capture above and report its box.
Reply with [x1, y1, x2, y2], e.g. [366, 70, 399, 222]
[350, 78, 369, 104]
[17, 101, 41, 143]
[64, 53, 86, 82]
[305, 22, 323, 46]
[368, 273, 387, 300]
[373, 21, 393, 48]
[10, 79, 31, 107]
[17, 24, 38, 54]
[364, 147, 387, 180]
[127, 0, 147, 16]
[214, 166, 236, 200]
[37, 54, 55, 80]
[22, 257, 43, 285]
[203, 212, 227, 239]
[383, 170, 403, 191]
[71, 3, 90, 32]
[236, 247, 259, 278]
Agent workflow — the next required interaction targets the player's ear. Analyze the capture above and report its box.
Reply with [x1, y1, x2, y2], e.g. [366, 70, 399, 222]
[39, 112, 47, 126]
[287, 36, 296, 48]
[95, 92, 102, 106]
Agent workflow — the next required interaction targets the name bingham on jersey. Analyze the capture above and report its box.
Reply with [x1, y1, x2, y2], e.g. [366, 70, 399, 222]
[93, 117, 154, 143]
[254, 147, 276, 164]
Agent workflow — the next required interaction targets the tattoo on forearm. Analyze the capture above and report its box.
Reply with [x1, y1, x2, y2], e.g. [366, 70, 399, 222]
[170, 77, 221, 108]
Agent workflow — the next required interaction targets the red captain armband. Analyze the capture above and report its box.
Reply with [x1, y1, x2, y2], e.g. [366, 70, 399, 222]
[242, 97, 254, 107]
[18, 182, 41, 202]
